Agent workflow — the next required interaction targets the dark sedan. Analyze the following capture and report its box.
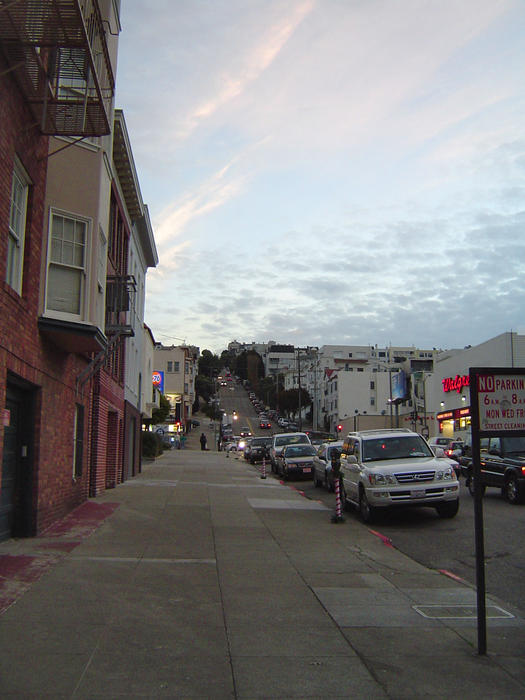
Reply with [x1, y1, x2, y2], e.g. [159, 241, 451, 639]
[276, 444, 317, 480]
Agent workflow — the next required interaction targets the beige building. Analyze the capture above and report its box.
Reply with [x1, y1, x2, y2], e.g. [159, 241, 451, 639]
[153, 344, 199, 430]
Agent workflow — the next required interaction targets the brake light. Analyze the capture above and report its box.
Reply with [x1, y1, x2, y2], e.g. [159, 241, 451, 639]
[521, 467, 525, 476]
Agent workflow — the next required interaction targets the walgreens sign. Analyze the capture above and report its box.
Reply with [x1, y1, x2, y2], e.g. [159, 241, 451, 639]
[442, 374, 470, 393]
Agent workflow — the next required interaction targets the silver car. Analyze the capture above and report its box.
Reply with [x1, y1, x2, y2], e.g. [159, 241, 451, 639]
[312, 440, 343, 491]
[269, 432, 311, 472]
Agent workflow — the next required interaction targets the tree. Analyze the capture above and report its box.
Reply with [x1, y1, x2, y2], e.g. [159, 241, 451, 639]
[151, 394, 171, 424]
[277, 388, 312, 417]
[198, 349, 222, 378]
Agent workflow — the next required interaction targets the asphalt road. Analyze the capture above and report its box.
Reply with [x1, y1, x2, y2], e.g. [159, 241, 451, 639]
[221, 380, 525, 619]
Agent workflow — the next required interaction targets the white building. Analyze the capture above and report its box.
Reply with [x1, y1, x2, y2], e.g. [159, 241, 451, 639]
[431, 332, 525, 439]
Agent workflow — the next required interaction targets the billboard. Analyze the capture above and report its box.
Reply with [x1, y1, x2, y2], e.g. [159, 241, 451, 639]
[152, 370, 164, 394]
[391, 370, 407, 403]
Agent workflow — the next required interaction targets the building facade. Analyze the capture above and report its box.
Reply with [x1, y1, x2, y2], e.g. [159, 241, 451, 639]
[153, 345, 199, 431]
[0, 0, 120, 540]
[0, 2, 158, 542]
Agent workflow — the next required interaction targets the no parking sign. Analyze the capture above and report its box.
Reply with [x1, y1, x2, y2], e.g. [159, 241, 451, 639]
[152, 370, 164, 394]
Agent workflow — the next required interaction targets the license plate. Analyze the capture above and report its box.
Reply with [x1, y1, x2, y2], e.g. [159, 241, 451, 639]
[411, 490, 426, 498]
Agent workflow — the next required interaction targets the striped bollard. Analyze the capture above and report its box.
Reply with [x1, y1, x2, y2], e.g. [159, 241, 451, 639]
[331, 475, 344, 523]
[260, 456, 267, 479]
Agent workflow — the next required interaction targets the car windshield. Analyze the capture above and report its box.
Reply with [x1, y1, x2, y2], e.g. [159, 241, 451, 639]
[363, 436, 433, 461]
[503, 437, 525, 454]
[275, 435, 308, 447]
[284, 445, 317, 457]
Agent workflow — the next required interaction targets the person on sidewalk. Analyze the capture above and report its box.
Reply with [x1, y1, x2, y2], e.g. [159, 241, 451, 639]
[200, 432, 207, 451]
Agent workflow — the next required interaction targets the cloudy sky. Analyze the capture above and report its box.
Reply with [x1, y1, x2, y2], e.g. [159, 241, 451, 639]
[115, 0, 525, 355]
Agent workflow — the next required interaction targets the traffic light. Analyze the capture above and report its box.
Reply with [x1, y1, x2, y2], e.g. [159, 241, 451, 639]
[336, 424, 343, 433]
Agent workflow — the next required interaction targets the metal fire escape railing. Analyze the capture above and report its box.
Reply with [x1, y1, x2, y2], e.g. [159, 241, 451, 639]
[0, 0, 115, 136]
[76, 275, 136, 393]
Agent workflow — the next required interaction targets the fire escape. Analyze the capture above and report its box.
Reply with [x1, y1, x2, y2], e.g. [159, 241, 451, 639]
[0, 0, 115, 136]
[76, 275, 137, 391]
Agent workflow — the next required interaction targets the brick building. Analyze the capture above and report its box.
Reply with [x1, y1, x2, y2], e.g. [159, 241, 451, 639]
[0, 2, 158, 541]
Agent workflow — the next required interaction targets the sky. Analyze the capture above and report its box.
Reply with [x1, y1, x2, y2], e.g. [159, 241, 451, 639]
[115, 0, 525, 355]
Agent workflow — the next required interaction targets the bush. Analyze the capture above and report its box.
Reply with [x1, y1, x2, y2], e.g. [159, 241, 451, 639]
[142, 430, 163, 458]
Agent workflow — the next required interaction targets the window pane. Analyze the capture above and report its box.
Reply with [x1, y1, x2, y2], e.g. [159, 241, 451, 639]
[47, 264, 81, 314]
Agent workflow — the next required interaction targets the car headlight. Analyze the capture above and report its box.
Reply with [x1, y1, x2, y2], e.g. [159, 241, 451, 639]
[368, 473, 396, 485]
[436, 467, 454, 481]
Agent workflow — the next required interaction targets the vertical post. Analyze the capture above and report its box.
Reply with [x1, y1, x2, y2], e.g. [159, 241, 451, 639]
[331, 451, 344, 523]
[261, 456, 267, 479]
[469, 368, 486, 655]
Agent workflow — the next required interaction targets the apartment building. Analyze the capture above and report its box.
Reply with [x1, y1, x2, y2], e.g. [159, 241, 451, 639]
[153, 345, 199, 431]
[0, 2, 157, 541]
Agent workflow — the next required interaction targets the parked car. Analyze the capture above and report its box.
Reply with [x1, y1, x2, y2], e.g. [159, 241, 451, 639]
[339, 429, 460, 523]
[276, 444, 318, 480]
[428, 436, 462, 452]
[443, 440, 465, 461]
[247, 436, 273, 464]
[286, 422, 299, 431]
[463, 436, 525, 504]
[269, 432, 311, 471]
[307, 431, 335, 446]
[312, 440, 343, 490]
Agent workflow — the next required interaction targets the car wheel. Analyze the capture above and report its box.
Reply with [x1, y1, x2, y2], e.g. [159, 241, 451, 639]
[358, 487, 376, 524]
[436, 500, 459, 518]
[467, 473, 485, 497]
[503, 475, 524, 504]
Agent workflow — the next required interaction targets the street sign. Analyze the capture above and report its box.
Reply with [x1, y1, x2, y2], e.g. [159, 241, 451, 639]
[469, 367, 525, 656]
[476, 373, 525, 433]
[152, 370, 164, 394]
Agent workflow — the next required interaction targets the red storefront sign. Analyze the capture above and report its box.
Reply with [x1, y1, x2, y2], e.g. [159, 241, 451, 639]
[442, 374, 470, 393]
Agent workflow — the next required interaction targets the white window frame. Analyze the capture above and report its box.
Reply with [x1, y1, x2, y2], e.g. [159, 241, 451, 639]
[6, 158, 30, 294]
[45, 208, 91, 321]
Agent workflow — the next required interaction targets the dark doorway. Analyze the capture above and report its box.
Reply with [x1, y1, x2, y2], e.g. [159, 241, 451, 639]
[0, 382, 35, 541]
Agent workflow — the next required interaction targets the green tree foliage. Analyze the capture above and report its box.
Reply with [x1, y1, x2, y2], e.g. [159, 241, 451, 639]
[151, 394, 171, 424]
[198, 349, 222, 378]
[277, 388, 312, 416]
[195, 375, 215, 405]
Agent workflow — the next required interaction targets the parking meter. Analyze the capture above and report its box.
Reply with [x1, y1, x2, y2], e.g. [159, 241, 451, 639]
[330, 449, 341, 476]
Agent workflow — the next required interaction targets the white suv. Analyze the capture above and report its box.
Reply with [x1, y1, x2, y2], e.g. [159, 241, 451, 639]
[339, 429, 459, 523]
[269, 432, 310, 472]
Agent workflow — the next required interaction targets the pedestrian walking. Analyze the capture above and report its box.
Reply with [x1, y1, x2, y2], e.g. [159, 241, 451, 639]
[200, 432, 207, 451]
[174, 433, 181, 450]
[180, 433, 186, 449]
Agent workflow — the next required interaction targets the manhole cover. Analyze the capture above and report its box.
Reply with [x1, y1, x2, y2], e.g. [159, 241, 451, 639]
[413, 604, 514, 619]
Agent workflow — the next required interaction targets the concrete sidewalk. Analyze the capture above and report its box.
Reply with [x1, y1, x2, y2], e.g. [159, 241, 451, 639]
[0, 447, 524, 698]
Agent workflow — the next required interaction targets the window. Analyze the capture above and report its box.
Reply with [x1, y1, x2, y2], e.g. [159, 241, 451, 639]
[73, 404, 84, 479]
[167, 361, 180, 373]
[7, 161, 29, 294]
[46, 211, 88, 317]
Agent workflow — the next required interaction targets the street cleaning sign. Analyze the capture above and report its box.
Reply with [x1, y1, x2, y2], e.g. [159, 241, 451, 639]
[469, 367, 525, 656]
[476, 373, 525, 433]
